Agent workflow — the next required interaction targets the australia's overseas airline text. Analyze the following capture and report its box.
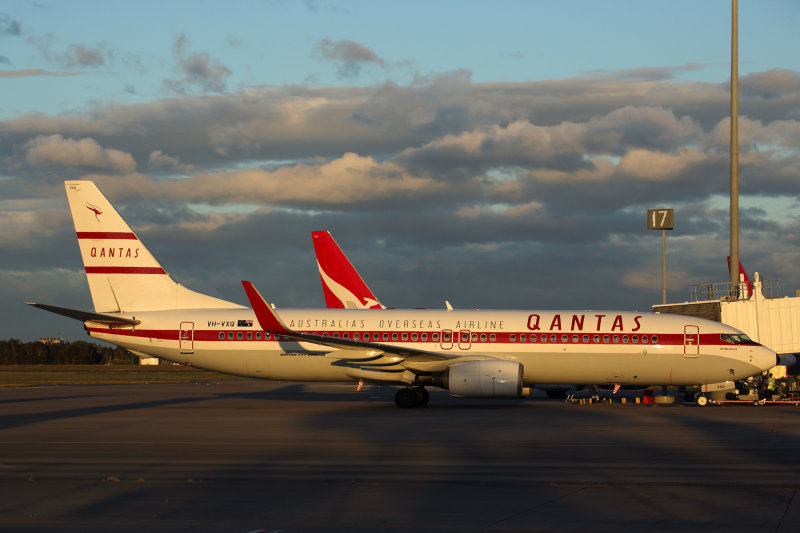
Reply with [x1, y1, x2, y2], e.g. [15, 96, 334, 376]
[206, 313, 644, 332]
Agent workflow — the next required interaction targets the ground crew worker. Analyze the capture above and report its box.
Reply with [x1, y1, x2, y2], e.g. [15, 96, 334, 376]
[766, 373, 776, 400]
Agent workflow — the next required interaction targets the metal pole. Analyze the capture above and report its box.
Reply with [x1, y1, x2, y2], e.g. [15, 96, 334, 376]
[730, 0, 739, 290]
[662, 229, 666, 304]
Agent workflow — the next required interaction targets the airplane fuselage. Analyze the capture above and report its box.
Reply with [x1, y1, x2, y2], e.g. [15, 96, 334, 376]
[87, 308, 776, 387]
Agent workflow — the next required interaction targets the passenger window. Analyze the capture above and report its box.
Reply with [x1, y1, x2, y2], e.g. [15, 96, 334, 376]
[490, 334, 496, 342]
[412, 333, 418, 341]
[421, 333, 427, 341]
[353, 333, 359, 341]
[613, 335, 619, 343]
[218, 332, 224, 340]
[247, 332, 252, 340]
[392, 333, 398, 341]
[472, 333, 478, 342]
[522, 334, 528, 342]
[333, 333, 339, 338]
[510, 334, 516, 342]
[623, 335, 629, 343]
[572, 335, 579, 343]
[642, 335, 649, 343]
[443, 333, 450, 341]
[652, 335, 658, 344]
[237, 332, 243, 340]
[551, 334, 557, 343]
[228, 332, 234, 340]
[632, 335, 638, 343]
[343, 333, 349, 339]
[256, 332, 262, 340]
[382, 333, 389, 341]
[432, 333, 439, 341]
[402, 333, 408, 341]
[562, 335, 568, 343]
[481, 334, 487, 342]
[583, 335, 589, 343]
[603, 335, 610, 343]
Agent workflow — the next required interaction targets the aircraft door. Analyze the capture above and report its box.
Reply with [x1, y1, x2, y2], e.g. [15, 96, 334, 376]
[684, 325, 699, 357]
[179, 322, 194, 354]
[440, 329, 453, 350]
[458, 329, 472, 350]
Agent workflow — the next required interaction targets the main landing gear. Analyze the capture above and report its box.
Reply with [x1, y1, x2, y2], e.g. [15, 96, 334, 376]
[395, 387, 430, 408]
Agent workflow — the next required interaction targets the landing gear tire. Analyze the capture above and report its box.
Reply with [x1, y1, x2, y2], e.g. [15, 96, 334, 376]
[395, 388, 417, 408]
[414, 387, 430, 407]
[696, 395, 708, 407]
[395, 387, 429, 408]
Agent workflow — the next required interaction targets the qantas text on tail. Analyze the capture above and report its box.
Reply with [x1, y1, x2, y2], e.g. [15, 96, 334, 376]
[27, 181, 778, 407]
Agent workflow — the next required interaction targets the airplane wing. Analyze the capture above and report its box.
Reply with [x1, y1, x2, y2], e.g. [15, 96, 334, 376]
[25, 302, 141, 326]
[241, 281, 492, 375]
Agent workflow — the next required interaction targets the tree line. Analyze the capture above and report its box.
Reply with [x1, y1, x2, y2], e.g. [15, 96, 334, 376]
[0, 339, 138, 365]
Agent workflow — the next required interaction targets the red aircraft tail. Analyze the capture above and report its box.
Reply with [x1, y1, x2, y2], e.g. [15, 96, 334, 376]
[312, 231, 385, 309]
[727, 256, 753, 297]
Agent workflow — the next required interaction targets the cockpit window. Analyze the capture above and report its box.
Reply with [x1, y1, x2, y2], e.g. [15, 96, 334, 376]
[721, 333, 755, 345]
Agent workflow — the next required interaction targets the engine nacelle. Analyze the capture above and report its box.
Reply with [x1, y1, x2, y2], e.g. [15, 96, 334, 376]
[446, 360, 524, 398]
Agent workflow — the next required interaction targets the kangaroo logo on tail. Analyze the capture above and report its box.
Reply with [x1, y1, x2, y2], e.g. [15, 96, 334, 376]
[86, 203, 103, 221]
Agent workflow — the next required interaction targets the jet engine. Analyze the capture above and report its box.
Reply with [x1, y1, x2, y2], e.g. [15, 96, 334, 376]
[442, 360, 524, 398]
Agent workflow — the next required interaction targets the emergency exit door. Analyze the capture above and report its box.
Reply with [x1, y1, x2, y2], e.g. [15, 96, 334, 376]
[684, 325, 699, 357]
[179, 322, 194, 354]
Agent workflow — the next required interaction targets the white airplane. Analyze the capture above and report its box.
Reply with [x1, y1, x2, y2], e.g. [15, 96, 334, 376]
[27, 180, 779, 407]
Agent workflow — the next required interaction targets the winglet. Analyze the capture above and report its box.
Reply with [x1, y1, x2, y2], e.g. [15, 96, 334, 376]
[241, 281, 293, 336]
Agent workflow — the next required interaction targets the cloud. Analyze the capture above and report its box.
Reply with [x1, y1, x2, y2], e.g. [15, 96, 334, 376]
[0, 69, 86, 78]
[147, 150, 196, 174]
[24, 134, 137, 173]
[164, 33, 231, 94]
[28, 33, 111, 68]
[740, 69, 800, 99]
[582, 63, 707, 82]
[94, 152, 445, 206]
[62, 43, 106, 67]
[313, 39, 385, 78]
[0, 13, 21, 36]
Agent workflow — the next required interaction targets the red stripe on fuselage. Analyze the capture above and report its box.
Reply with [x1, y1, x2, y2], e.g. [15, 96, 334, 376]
[85, 328, 746, 347]
[77, 232, 138, 240]
[85, 266, 166, 274]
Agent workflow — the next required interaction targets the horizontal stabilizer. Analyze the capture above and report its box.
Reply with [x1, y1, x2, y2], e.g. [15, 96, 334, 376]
[26, 302, 141, 326]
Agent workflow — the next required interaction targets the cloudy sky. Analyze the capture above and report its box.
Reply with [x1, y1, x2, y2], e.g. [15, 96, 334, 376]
[2, 0, 800, 342]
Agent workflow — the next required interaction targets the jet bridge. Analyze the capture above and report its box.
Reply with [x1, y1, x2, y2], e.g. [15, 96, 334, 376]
[653, 273, 800, 357]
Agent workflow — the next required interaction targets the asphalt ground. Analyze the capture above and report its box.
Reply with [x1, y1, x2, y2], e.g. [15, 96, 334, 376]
[2, 380, 800, 532]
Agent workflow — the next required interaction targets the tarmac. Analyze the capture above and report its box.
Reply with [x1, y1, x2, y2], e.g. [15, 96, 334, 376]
[2, 380, 800, 532]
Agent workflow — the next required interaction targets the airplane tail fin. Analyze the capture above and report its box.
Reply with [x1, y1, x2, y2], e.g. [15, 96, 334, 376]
[65, 181, 242, 312]
[311, 230, 384, 309]
[727, 256, 754, 298]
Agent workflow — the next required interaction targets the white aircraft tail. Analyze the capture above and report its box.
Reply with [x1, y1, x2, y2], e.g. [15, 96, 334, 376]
[65, 181, 243, 313]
